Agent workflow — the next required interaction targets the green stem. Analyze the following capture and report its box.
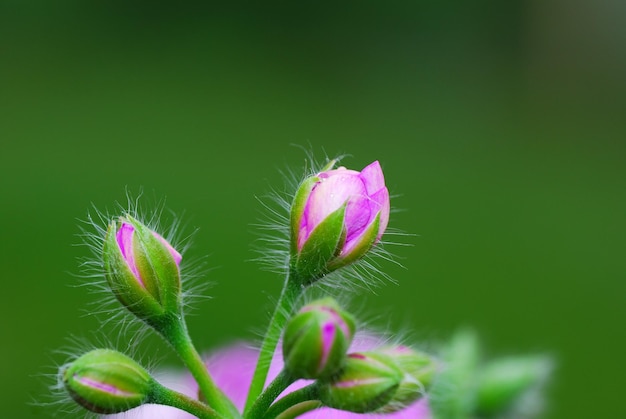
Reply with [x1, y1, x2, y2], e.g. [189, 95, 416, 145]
[247, 369, 295, 419]
[244, 276, 302, 415]
[262, 384, 320, 419]
[162, 315, 240, 418]
[276, 401, 322, 419]
[151, 382, 223, 419]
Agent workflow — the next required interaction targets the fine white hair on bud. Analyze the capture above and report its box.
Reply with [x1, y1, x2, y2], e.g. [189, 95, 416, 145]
[73, 190, 210, 341]
[252, 149, 410, 296]
[37, 333, 163, 419]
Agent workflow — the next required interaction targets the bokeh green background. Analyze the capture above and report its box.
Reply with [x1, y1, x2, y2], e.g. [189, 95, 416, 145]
[2, 1, 624, 418]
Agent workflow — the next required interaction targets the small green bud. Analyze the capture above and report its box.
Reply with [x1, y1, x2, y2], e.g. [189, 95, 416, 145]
[283, 298, 356, 380]
[103, 216, 182, 325]
[62, 349, 153, 414]
[318, 352, 403, 413]
[377, 345, 438, 412]
[475, 355, 553, 416]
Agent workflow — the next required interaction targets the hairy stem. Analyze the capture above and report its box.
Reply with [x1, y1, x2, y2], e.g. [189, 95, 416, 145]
[262, 384, 320, 419]
[162, 315, 240, 418]
[151, 382, 223, 419]
[244, 276, 302, 415]
[246, 369, 295, 419]
[276, 401, 322, 419]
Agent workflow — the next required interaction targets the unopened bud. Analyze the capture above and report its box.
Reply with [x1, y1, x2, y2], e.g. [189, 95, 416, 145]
[283, 298, 355, 380]
[377, 345, 438, 412]
[103, 216, 182, 325]
[318, 352, 402, 413]
[290, 161, 390, 284]
[62, 349, 153, 414]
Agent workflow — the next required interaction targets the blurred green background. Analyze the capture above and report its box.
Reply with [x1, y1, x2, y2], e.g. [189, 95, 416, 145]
[2, 1, 624, 417]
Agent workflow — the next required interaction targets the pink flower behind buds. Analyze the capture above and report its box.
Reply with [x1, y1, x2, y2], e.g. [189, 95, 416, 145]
[107, 335, 431, 419]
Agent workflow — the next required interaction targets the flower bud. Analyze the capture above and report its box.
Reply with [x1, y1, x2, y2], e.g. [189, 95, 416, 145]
[290, 160, 390, 284]
[103, 216, 182, 324]
[62, 349, 153, 414]
[318, 351, 402, 413]
[475, 355, 553, 416]
[282, 298, 356, 380]
[377, 345, 438, 412]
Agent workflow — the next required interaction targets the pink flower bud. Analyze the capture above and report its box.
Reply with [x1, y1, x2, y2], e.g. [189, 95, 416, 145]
[116, 222, 182, 287]
[318, 351, 403, 413]
[103, 216, 183, 324]
[282, 298, 356, 380]
[291, 160, 390, 283]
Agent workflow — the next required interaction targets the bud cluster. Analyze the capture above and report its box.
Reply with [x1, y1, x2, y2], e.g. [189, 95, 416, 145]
[52, 156, 550, 419]
[282, 298, 437, 414]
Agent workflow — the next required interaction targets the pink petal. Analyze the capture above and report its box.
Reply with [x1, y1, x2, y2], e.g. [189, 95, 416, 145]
[116, 222, 143, 285]
[106, 335, 431, 418]
[206, 345, 260, 410]
[298, 398, 431, 419]
[304, 173, 365, 235]
[297, 225, 309, 251]
[343, 193, 372, 243]
[359, 161, 386, 195]
[370, 187, 390, 240]
[319, 322, 337, 373]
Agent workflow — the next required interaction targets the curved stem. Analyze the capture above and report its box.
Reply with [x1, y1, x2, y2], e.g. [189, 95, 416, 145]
[262, 384, 320, 419]
[151, 382, 223, 419]
[247, 369, 295, 419]
[244, 276, 302, 415]
[162, 315, 240, 418]
[276, 401, 322, 419]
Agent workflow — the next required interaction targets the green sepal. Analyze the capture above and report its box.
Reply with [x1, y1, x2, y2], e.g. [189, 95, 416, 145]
[62, 349, 154, 414]
[319, 351, 403, 413]
[377, 346, 438, 412]
[103, 220, 165, 321]
[327, 212, 380, 271]
[129, 216, 182, 314]
[290, 176, 320, 255]
[319, 158, 338, 172]
[294, 204, 346, 285]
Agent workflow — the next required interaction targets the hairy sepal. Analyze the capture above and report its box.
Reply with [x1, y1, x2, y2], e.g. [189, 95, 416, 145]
[294, 204, 346, 285]
[290, 176, 319, 255]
